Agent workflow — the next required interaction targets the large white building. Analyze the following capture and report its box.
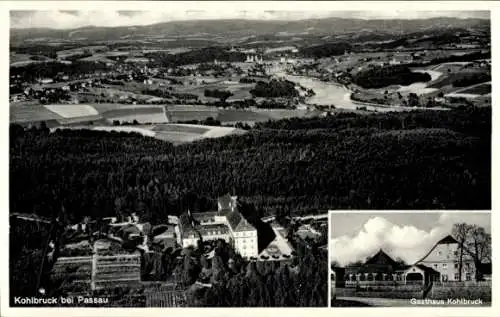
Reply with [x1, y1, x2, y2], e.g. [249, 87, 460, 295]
[178, 194, 259, 258]
[416, 235, 481, 282]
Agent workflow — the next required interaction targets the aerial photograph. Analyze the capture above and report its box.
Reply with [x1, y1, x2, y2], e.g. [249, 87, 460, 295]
[331, 211, 492, 307]
[9, 5, 490, 308]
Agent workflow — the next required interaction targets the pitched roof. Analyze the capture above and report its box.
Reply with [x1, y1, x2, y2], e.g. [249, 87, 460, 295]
[179, 212, 195, 233]
[226, 211, 255, 232]
[226, 211, 242, 231]
[436, 235, 458, 245]
[415, 234, 459, 264]
[191, 211, 218, 223]
[198, 224, 230, 236]
[234, 217, 256, 232]
[365, 249, 398, 267]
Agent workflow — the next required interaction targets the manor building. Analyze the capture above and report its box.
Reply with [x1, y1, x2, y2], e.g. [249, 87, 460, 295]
[415, 235, 476, 282]
[177, 194, 259, 258]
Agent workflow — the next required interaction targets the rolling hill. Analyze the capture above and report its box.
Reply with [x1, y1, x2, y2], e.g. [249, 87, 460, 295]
[10, 17, 490, 44]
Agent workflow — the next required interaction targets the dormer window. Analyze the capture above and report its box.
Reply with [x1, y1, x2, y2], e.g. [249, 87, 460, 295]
[437, 251, 442, 256]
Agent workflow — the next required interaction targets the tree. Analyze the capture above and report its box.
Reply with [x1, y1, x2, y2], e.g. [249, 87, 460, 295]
[465, 225, 491, 281]
[453, 223, 491, 281]
[452, 223, 471, 281]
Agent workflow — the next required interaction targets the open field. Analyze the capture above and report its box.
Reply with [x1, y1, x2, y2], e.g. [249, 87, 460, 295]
[457, 82, 491, 96]
[10, 105, 64, 123]
[45, 104, 99, 118]
[50, 123, 247, 144]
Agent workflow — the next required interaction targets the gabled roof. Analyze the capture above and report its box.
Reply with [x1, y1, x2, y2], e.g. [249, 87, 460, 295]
[226, 211, 255, 232]
[436, 235, 458, 245]
[365, 249, 398, 267]
[415, 234, 459, 264]
[234, 218, 256, 232]
[226, 211, 242, 231]
[179, 212, 195, 233]
[191, 211, 218, 222]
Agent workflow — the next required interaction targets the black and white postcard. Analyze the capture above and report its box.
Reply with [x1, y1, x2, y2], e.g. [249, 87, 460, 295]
[4, 1, 495, 316]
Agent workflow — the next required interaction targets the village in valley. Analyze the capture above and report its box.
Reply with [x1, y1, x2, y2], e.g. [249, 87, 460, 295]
[10, 13, 490, 144]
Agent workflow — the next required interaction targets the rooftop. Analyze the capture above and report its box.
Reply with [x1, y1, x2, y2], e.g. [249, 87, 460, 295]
[198, 223, 230, 236]
[436, 235, 459, 245]
[257, 227, 294, 261]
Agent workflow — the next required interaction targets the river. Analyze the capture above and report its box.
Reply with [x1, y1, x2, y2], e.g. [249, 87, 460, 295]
[279, 72, 449, 112]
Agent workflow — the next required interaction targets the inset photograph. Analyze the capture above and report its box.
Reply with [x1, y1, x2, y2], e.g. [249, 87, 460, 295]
[330, 211, 491, 307]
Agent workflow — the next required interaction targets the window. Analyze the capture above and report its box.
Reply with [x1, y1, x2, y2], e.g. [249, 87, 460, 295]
[441, 274, 448, 282]
[454, 263, 459, 269]
[466, 263, 471, 269]
[454, 251, 458, 257]
[466, 273, 471, 281]
[434, 264, 438, 269]
[454, 273, 459, 280]
[437, 251, 442, 256]
[442, 264, 447, 269]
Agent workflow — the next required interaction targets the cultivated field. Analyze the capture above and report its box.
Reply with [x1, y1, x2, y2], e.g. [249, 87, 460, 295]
[10, 105, 64, 123]
[51, 123, 247, 145]
[45, 104, 100, 118]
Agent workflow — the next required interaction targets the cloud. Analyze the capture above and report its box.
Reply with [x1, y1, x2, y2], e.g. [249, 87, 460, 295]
[330, 213, 490, 266]
[10, 10, 490, 29]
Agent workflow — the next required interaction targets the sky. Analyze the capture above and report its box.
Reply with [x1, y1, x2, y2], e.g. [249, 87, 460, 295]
[10, 9, 490, 29]
[330, 212, 491, 266]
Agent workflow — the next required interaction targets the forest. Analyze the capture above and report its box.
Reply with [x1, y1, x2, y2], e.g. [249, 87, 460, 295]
[10, 107, 490, 230]
[204, 89, 234, 101]
[146, 47, 246, 68]
[300, 42, 352, 58]
[352, 65, 432, 89]
[190, 238, 327, 307]
[10, 61, 110, 83]
[250, 79, 298, 98]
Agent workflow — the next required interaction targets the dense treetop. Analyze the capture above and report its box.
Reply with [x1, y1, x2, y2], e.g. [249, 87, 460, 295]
[10, 107, 490, 228]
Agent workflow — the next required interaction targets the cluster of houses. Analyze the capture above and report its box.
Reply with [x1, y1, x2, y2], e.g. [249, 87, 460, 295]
[46, 193, 301, 295]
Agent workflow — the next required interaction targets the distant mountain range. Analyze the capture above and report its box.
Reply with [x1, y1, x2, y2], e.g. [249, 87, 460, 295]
[11, 17, 490, 44]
